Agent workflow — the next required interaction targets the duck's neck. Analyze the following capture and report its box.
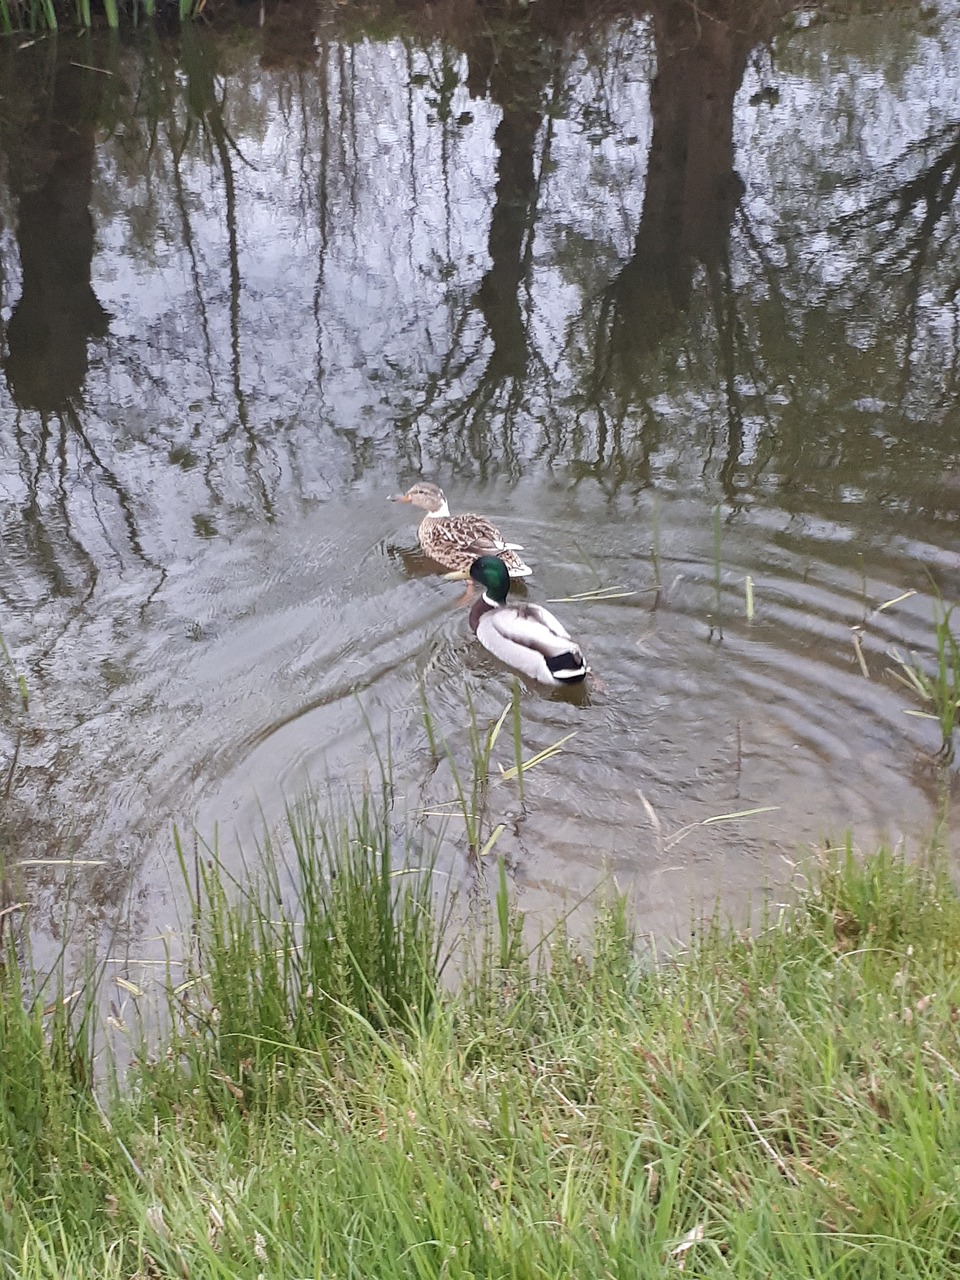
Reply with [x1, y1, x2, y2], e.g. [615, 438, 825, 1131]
[422, 500, 450, 519]
[468, 594, 498, 634]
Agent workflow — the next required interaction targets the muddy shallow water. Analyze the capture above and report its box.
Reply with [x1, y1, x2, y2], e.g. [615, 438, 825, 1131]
[1, 0, 959, 975]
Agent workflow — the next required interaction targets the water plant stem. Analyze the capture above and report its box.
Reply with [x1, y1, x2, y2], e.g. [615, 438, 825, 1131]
[711, 501, 724, 641]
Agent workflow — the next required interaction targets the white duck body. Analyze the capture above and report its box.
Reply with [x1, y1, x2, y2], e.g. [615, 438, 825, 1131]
[467, 556, 588, 686]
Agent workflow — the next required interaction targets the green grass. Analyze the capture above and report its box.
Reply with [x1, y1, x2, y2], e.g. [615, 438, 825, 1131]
[890, 600, 960, 759]
[2, 814, 960, 1277]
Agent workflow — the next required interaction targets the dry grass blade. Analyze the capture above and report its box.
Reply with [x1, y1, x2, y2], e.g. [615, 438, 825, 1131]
[669, 1222, 706, 1259]
[42, 990, 82, 1016]
[478, 823, 505, 858]
[638, 789, 661, 834]
[741, 1109, 799, 1184]
[115, 977, 144, 997]
[887, 648, 930, 699]
[664, 805, 779, 850]
[700, 805, 779, 827]
[851, 629, 870, 679]
[173, 975, 208, 995]
[498, 731, 577, 782]
[923, 1042, 960, 1083]
[875, 590, 917, 613]
[487, 701, 511, 755]
[425, 722, 574, 820]
[69, 60, 114, 75]
[546, 586, 638, 603]
[16, 858, 107, 867]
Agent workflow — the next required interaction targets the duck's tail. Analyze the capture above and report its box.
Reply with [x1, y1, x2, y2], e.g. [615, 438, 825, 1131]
[546, 649, 589, 683]
[500, 548, 533, 578]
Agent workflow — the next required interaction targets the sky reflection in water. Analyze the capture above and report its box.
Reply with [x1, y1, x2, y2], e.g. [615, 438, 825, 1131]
[0, 0, 959, 968]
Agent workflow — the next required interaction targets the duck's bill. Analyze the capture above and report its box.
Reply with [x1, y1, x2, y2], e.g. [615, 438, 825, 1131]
[388, 493, 411, 502]
[441, 569, 471, 581]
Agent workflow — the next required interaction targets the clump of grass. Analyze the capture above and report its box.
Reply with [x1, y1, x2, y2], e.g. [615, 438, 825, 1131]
[889, 600, 960, 759]
[0, 933, 109, 1260]
[166, 780, 447, 1103]
[810, 840, 957, 962]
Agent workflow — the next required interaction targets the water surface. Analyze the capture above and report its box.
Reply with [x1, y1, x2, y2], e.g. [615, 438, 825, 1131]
[1, 0, 959, 975]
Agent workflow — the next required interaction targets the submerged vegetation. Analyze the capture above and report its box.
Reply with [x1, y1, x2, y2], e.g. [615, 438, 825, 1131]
[0, 0, 201, 29]
[2, 766, 959, 1277]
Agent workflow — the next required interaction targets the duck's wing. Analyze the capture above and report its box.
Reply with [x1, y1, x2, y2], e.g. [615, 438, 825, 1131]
[477, 603, 587, 683]
[421, 514, 531, 575]
[488, 603, 574, 654]
[454, 513, 524, 554]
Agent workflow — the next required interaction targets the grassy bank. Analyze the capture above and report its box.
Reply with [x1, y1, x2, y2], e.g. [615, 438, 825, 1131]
[2, 797, 960, 1277]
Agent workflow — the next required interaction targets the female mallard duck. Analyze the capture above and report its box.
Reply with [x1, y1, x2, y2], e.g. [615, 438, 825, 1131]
[390, 482, 532, 578]
[468, 555, 588, 685]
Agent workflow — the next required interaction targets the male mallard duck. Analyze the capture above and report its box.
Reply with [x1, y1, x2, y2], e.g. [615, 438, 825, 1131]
[389, 482, 532, 578]
[468, 555, 588, 685]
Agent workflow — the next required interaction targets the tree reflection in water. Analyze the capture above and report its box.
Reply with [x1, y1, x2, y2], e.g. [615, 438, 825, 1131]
[0, 0, 957, 958]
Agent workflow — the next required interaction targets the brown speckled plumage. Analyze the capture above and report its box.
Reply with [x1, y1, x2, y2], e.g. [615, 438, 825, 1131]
[389, 482, 532, 577]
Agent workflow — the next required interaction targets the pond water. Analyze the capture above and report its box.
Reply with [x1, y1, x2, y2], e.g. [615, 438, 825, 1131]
[1, 0, 959, 976]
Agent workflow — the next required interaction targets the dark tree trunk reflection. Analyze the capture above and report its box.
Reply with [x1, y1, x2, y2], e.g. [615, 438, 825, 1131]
[468, 21, 550, 384]
[4, 58, 109, 412]
[600, 0, 789, 374]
